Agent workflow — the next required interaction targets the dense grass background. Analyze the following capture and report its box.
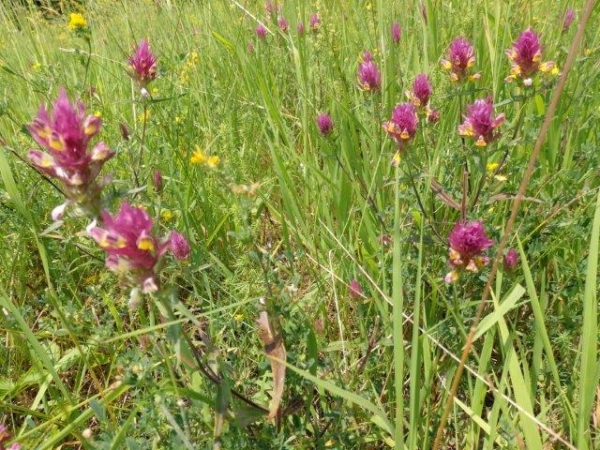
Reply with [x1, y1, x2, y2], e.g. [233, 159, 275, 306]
[0, 0, 599, 448]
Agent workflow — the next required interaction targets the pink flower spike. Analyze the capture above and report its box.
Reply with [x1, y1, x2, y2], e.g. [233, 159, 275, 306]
[447, 221, 493, 275]
[358, 51, 381, 91]
[391, 22, 401, 44]
[458, 97, 505, 147]
[505, 29, 554, 83]
[316, 113, 334, 136]
[441, 37, 478, 82]
[88, 203, 186, 292]
[278, 17, 289, 33]
[265, 1, 280, 18]
[504, 248, 519, 271]
[562, 9, 575, 32]
[349, 279, 363, 300]
[27, 89, 114, 207]
[427, 107, 440, 123]
[297, 21, 305, 35]
[169, 231, 190, 260]
[310, 13, 321, 31]
[383, 103, 419, 149]
[128, 39, 157, 88]
[255, 24, 267, 39]
[411, 74, 432, 106]
[153, 169, 163, 192]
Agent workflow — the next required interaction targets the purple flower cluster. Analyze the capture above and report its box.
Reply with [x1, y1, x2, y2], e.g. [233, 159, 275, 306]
[562, 9, 575, 32]
[0, 424, 20, 450]
[458, 97, 505, 147]
[278, 17, 289, 33]
[27, 89, 114, 218]
[129, 39, 158, 90]
[504, 248, 519, 271]
[256, 24, 267, 39]
[505, 29, 555, 84]
[316, 113, 334, 136]
[87, 202, 190, 293]
[445, 221, 494, 283]
[383, 103, 419, 147]
[391, 22, 401, 44]
[310, 13, 321, 32]
[357, 51, 381, 91]
[441, 38, 480, 82]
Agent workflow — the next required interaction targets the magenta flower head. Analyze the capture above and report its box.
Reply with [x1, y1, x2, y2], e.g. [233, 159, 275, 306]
[255, 24, 268, 39]
[27, 89, 114, 217]
[87, 202, 189, 293]
[427, 107, 440, 123]
[278, 16, 289, 33]
[445, 220, 494, 282]
[169, 231, 191, 260]
[265, 1, 280, 18]
[391, 22, 401, 44]
[153, 169, 163, 193]
[349, 279, 363, 300]
[297, 21, 305, 35]
[504, 248, 519, 271]
[506, 29, 555, 83]
[0, 423, 20, 450]
[310, 13, 321, 31]
[383, 103, 419, 148]
[128, 39, 157, 89]
[458, 97, 505, 147]
[316, 113, 334, 136]
[441, 38, 480, 82]
[409, 74, 432, 106]
[358, 51, 381, 91]
[562, 9, 575, 32]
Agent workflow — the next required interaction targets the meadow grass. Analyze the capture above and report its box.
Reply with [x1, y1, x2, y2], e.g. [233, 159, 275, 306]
[0, 0, 599, 448]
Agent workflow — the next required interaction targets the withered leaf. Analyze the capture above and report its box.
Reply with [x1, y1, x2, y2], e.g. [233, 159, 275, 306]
[256, 310, 287, 420]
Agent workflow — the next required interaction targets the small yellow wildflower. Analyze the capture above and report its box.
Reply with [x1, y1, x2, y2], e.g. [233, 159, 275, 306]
[234, 313, 244, 322]
[151, 87, 159, 95]
[32, 61, 42, 71]
[93, 111, 101, 118]
[67, 13, 87, 31]
[138, 110, 150, 123]
[551, 66, 560, 76]
[486, 162, 507, 181]
[190, 146, 208, 165]
[486, 162, 499, 173]
[161, 209, 175, 222]
[206, 155, 220, 168]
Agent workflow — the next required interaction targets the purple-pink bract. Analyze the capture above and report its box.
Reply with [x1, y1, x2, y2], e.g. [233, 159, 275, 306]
[412, 74, 432, 106]
[128, 39, 157, 87]
[458, 97, 505, 147]
[384, 103, 419, 147]
[27, 89, 114, 189]
[316, 113, 334, 136]
[358, 51, 381, 91]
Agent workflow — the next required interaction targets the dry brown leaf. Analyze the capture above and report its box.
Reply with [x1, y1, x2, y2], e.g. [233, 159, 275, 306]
[256, 310, 287, 420]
